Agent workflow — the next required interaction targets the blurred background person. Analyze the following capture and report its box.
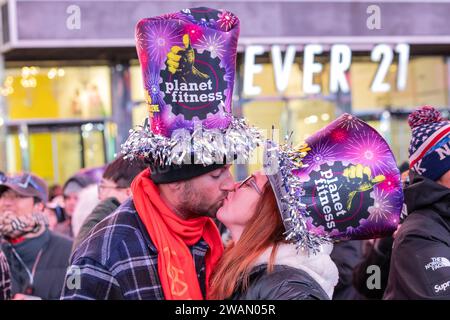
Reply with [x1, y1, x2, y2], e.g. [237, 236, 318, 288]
[352, 161, 410, 300]
[48, 184, 63, 201]
[384, 106, 450, 300]
[71, 184, 99, 238]
[0, 173, 72, 300]
[330, 241, 366, 300]
[55, 173, 96, 238]
[399, 161, 410, 187]
[47, 184, 65, 224]
[42, 204, 58, 231]
[72, 156, 147, 251]
[0, 247, 11, 300]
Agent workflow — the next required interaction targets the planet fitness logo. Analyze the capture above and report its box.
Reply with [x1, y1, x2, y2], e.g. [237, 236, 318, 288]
[160, 34, 227, 120]
[304, 161, 376, 232]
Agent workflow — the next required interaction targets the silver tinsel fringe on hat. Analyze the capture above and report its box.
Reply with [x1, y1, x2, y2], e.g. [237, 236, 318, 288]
[121, 117, 262, 168]
[265, 140, 332, 255]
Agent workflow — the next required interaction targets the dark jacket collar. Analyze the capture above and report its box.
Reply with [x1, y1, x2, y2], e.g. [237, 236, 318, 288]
[1, 228, 50, 270]
[404, 173, 450, 219]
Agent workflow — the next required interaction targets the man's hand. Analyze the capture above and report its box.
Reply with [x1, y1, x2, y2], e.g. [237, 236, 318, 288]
[342, 164, 386, 210]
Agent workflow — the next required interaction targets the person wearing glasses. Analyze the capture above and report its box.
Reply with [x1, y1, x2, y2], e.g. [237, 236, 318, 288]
[209, 168, 338, 300]
[0, 173, 72, 300]
[72, 156, 147, 252]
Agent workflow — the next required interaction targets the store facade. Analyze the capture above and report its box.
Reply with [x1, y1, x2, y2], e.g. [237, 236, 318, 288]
[1, 0, 450, 183]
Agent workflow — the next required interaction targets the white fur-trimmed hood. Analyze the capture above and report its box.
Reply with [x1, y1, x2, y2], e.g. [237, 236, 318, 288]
[253, 243, 339, 299]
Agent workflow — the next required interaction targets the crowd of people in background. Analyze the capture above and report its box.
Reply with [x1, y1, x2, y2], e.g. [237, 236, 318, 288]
[0, 106, 447, 300]
[0, 157, 147, 299]
[0, 5, 449, 301]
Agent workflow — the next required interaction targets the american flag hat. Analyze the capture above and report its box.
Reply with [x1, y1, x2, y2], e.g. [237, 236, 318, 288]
[408, 106, 450, 181]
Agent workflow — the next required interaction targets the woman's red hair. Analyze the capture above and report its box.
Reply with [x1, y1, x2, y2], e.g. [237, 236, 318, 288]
[208, 183, 285, 299]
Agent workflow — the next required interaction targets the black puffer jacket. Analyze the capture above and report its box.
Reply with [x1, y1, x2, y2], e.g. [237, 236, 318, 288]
[231, 264, 330, 300]
[384, 173, 450, 300]
[230, 243, 338, 300]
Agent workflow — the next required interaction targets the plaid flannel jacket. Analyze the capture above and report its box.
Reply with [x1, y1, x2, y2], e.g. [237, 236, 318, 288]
[0, 249, 11, 300]
[60, 198, 209, 300]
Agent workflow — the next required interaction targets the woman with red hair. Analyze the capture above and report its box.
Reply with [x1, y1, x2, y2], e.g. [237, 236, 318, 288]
[209, 171, 339, 300]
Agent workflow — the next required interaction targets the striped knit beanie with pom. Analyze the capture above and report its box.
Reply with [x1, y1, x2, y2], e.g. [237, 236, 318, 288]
[408, 106, 450, 181]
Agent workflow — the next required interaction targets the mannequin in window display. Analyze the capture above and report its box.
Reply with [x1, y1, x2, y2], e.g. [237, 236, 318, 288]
[70, 89, 82, 117]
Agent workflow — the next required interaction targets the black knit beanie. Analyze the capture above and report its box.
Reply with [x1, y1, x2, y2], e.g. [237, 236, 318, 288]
[150, 162, 225, 184]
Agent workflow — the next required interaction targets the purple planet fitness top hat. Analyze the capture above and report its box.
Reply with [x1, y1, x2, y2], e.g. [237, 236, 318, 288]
[122, 7, 261, 170]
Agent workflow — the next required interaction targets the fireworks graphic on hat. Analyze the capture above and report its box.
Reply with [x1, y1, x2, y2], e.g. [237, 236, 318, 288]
[218, 11, 237, 31]
[136, 21, 183, 66]
[330, 128, 349, 143]
[368, 189, 393, 223]
[338, 114, 364, 131]
[197, 33, 226, 59]
[303, 139, 337, 171]
[345, 131, 394, 175]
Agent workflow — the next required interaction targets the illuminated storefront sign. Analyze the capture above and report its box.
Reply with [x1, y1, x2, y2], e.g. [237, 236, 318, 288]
[244, 44, 410, 96]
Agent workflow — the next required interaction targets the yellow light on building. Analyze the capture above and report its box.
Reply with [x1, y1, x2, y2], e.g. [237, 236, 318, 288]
[20, 77, 37, 88]
[48, 68, 65, 79]
[309, 115, 318, 123]
[0, 76, 14, 96]
[57, 69, 65, 77]
[21, 66, 39, 88]
[321, 113, 330, 121]
[48, 68, 57, 79]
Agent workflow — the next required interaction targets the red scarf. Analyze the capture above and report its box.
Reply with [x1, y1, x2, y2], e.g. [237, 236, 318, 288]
[131, 169, 223, 300]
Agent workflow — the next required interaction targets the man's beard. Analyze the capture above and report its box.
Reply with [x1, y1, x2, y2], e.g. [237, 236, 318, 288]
[178, 184, 227, 219]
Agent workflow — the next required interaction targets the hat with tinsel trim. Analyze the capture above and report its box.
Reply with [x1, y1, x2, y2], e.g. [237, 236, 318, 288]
[121, 7, 261, 182]
[264, 114, 404, 254]
[408, 106, 450, 181]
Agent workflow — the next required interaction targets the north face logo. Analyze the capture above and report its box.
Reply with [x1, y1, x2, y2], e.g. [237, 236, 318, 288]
[425, 257, 450, 271]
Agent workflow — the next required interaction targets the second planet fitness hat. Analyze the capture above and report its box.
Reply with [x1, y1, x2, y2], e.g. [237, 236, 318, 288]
[264, 114, 404, 254]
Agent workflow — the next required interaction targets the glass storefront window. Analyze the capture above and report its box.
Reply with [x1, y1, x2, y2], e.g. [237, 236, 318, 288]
[287, 99, 336, 145]
[82, 124, 106, 169]
[241, 59, 335, 172]
[129, 53, 449, 177]
[130, 63, 147, 127]
[4, 65, 112, 120]
[54, 131, 84, 184]
[351, 56, 448, 111]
